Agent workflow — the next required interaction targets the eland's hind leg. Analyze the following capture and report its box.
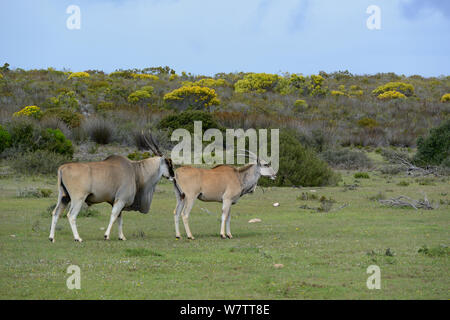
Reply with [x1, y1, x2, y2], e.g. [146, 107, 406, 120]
[181, 197, 195, 240]
[67, 199, 85, 242]
[117, 212, 126, 240]
[104, 200, 125, 240]
[49, 198, 68, 242]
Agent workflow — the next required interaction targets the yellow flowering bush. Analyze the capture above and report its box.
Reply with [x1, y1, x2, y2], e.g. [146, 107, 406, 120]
[169, 74, 179, 81]
[183, 78, 229, 88]
[128, 89, 152, 103]
[357, 117, 379, 128]
[294, 99, 308, 107]
[234, 73, 279, 93]
[349, 89, 363, 97]
[372, 82, 414, 97]
[163, 85, 220, 110]
[13, 106, 43, 119]
[0, 73, 3, 79]
[377, 90, 406, 100]
[440, 93, 450, 103]
[67, 72, 90, 80]
[132, 73, 159, 81]
[47, 90, 78, 109]
[331, 90, 346, 97]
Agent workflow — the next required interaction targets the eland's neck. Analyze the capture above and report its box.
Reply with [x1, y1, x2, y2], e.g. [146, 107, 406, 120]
[237, 164, 260, 194]
[134, 157, 162, 187]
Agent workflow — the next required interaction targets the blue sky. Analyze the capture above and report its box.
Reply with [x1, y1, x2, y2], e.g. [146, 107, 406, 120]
[0, 0, 449, 76]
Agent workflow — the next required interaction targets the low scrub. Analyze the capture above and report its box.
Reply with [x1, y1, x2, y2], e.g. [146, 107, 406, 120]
[82, 117, 115, 144]
[42, 108, 83, 128]
[16, 187, 53, 198]
[354, 172, 370, 179]
[10, 150, 70, 175]
[418, 245, 448, 257]
[320, 148, 372, 170]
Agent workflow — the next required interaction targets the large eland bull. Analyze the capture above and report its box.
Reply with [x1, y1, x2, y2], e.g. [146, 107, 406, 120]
[49, 134, 174, 242]
[172, 150, 276, 240]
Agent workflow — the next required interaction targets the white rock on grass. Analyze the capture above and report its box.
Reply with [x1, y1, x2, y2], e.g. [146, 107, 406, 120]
[273, 202, 280, 207]
[248, 218, 262, 223]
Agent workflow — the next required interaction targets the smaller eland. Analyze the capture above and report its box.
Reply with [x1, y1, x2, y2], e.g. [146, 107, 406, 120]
[172, 150, 276, 240]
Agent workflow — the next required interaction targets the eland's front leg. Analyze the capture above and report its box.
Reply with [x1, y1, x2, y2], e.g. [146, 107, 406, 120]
[220, 200, 232, 239]
[174, 199, 185, 239]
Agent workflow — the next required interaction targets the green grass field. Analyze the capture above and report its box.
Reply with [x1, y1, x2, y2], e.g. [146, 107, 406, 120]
[0, 170, 448, 299]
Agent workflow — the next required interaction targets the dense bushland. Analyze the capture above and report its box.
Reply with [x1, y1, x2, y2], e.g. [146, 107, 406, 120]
[1, 64, 449, 180]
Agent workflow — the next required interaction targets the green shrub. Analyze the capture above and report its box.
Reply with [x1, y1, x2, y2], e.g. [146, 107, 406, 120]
[42, 108, 83, 128]
[414, 120, 450, 166]
[8, 121, 73, 157]
[10, 150, 70, 175]
[320, 149, 373, 169]
[7, 119, 73, 157]
[7, 119, 41, 152]
[260, 129, 340, 187]
[0, 125, 12, 153]
[157, 110, 223, 136]
[40, 128, 74, 157]
[354, 172, 370, 179]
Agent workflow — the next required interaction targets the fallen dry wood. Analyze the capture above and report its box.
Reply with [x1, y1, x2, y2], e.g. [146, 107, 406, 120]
[388, 152, 439, 177]
[379, 194, 435, 210]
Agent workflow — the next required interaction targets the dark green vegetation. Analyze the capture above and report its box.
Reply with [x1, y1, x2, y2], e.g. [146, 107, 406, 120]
[414, 120, 450, 167]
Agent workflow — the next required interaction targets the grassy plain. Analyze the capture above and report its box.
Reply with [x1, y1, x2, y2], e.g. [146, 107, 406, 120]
[0, 167, 448, 299]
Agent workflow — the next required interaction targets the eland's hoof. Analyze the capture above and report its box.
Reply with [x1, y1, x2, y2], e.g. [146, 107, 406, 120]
[118, 237, 127, 241]
[220, 234, 226, 239]
[49, 237, 54, 243]
[74, 238, 83, 242]
[187, 236, 195, 240]
[175, 236, 181, 240]
[226, 234, 233, 239]
[104, 235, 109, 240]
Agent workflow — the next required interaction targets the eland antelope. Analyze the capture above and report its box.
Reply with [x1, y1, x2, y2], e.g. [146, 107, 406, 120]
[172, 150, 276, 240]
[49, 134, 174, 242]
